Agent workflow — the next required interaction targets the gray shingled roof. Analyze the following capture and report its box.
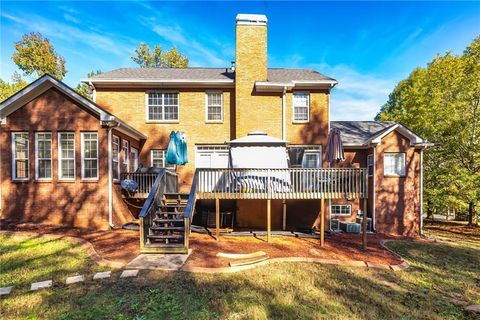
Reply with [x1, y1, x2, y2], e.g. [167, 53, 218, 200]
[90, 67, 334, 82]
[331, 121, 397, 146]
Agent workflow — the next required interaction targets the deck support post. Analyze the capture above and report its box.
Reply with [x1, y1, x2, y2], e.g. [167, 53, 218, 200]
[282, 200, 287, 231]
[362, 198, 367, 250]
[320, 198, 325, 247]
[267, 199, 271, 243]
[215, 198, 220, 240]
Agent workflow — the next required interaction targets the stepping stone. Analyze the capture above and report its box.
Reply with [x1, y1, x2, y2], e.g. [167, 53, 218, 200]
[0, 286, 13, 296]
[465, 305, 480, 314]
[30, 280, 52, 291]
[93, 271, 111, 280]
[66, 275, 84, 285]
[120, 269, 139, 278]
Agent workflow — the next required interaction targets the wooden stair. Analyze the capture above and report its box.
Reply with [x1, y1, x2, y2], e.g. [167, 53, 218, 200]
[143, 193, 189, 253]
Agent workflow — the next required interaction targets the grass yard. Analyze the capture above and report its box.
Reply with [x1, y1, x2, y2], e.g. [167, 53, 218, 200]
[1, 222, 479, 320]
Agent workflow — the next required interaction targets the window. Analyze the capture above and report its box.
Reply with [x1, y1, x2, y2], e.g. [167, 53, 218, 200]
[147, 92, 179, 121]
[367, 154, 374, 177]
[151, 150, 174, 168]
[206, 92, 223, 122]
[293, 92, 309, 122]
[35, 132, 52, 179]
[12, 132, 29, 180]
[331, 205, 352, 216]
[58, 133, 75, 180]
[113, 135, 120, 180]
[81, 132, 98, 179]
[302, 150, 321, 168]
[384, 152, 406, 177]
[131, 148, 139, 172]
[122, 140, 129, 173]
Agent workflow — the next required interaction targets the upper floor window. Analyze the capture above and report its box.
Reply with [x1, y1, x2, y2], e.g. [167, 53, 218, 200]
[122, 140, 129, 173]
[384, 152, 406, 177]
[35, 132, 52, 180]
[293, 92, 309, 122]
[147, 92, 179, 121]
[81, 132, 98, 179]
[12, 132, 29, 180]
[58, 132, 75, 180]
[151, 149, 175, 169]
[113, 135, 120, 180]
[367, 154, 374, 177]
[206, 92, 223, 122]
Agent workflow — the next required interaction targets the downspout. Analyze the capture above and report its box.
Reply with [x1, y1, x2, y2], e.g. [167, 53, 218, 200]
[108, 126, 114, 228]
[372, 146, 377, 231]
[419, 148, 424, 235]
[282, 86, 287, 140]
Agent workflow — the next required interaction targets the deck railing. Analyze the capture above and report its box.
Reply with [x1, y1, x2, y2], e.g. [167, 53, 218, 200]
[196, 168, 368, 199]
[183, 170, 199, 249]
[120, 172, 158, 198]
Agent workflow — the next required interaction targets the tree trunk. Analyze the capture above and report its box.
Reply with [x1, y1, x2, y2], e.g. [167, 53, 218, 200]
[427, 200, 434, 220]
[468, 202, 477, 226]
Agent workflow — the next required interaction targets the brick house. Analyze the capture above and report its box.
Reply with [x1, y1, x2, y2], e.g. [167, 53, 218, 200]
[0, 14, 430, 252]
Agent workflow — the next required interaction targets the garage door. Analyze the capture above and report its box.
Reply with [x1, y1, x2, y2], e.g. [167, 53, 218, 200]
[195, 145, 229, 168]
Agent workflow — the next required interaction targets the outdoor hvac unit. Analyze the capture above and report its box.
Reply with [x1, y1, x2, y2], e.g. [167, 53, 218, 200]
[339, 222, 361, 233]
[356, 217, 373, 232]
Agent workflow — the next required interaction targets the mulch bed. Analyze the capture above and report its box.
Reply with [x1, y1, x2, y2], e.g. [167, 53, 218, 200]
[1, 220, 409, 269]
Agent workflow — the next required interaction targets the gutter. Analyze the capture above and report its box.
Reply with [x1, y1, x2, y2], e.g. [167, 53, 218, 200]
[282, 86, 287, 140]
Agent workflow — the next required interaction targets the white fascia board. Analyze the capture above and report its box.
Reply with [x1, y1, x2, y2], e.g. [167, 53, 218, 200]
[370, 123, 428, 146]
[292, 80, 338, 88]
[255, 80, 338, 92]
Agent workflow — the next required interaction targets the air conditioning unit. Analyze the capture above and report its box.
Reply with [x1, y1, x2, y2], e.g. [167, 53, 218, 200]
[339, 222, 361, 233]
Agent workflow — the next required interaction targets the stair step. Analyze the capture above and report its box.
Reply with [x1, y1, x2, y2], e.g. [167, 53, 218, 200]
[153, 218, 184, 223]
[147, 234, 184, 240]
[159, 204, 186, 209]
[157, 211, 184, 215]
[150, 226, 185, 231]
[144, 243, 185, 248]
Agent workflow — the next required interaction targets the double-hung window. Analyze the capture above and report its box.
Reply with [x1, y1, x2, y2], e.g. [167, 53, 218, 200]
[12, 132, 29, 180]
[131, 148, 139, 172]
[122, 140, 129, 173]
[81, 132, 98, 179]
[147, 92, 179, 121]
[113, 135, 120, 179]
[384, 152, 406, 177]
[58, 132, 75, 179]
[206, 92, 223, 122]
[35, 132, 52, 180]
[367, 154, 374, 177]
[293, 92, 310, 122]
[331, 205, 352, 216]
[151, 150, 174, 169]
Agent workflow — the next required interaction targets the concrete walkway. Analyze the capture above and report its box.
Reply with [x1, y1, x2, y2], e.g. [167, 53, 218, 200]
[125, 250, 192, 270]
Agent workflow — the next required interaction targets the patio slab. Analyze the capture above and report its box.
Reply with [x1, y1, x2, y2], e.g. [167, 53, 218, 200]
[30, 280, 52, 291]
[0, 286, 14, 296]
[126, 249, 192, 270]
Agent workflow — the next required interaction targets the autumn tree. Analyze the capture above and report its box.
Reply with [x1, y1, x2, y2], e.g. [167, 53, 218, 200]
[377, 36, 480, 226]
[75, 70, 102, 99]
[131, 43, 188, 68]
[12, 32, 67, 80]
[0, 72, 28, 101]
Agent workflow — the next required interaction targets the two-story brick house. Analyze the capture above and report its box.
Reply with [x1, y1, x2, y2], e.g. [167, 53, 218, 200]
[0, 14, 430, 252]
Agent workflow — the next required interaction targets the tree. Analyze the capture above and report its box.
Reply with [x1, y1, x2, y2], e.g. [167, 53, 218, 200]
[131, 43, 188, 68]
[377, 36, 480, 226]
[12, 32, 67, 80]
[0, 73, 28, 101]
[75, 70, 102, 100]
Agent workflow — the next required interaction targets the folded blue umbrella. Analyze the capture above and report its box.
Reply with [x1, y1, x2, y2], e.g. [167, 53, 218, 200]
[166, 131, 188, 165]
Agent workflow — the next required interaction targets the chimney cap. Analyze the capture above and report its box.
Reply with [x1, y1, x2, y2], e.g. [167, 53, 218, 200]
[236, 14, 268, 25]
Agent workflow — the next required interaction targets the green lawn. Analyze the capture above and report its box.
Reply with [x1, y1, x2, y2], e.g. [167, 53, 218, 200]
[1, 223, 479, 320]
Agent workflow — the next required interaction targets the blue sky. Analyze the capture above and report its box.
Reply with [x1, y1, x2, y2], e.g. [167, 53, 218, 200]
[1, 1, 479, 120]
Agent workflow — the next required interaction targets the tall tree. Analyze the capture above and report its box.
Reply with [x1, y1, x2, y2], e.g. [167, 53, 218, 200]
[75, 70, 102, 100]
[131, 43, 188, 68]
[12, 32, 67, 80]
[0, 73, 28, 101]
[377, 36, 480, 226]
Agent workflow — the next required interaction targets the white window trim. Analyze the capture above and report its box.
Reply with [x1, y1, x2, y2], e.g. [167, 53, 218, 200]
[292, 91, 310, 123]
[151, 149, 175, 169]
[35, 132, 52, 180]
[113, 135, 120, 180]
[122, 139, 129, 173]
[331, 204, 352, 216]
[367, 154, 374, 177]
[205, 91, 224, 123]
[81, 132, 99, 180]
[131, 147, 139, 172]
[145, 91, 180, 123]
[302, 149, 322, 168]
[11, 132, 29, 181]
[384, 152, 406, 177]
[58, 132, 75, 181]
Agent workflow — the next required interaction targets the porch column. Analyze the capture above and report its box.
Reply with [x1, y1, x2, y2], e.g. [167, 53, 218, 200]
[216, 198, 220, 240]
[320, 198, 325, 247]
[267, 199, 271, 243]
[362, 198, 368, 250]
[282, 200, 287, 231]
